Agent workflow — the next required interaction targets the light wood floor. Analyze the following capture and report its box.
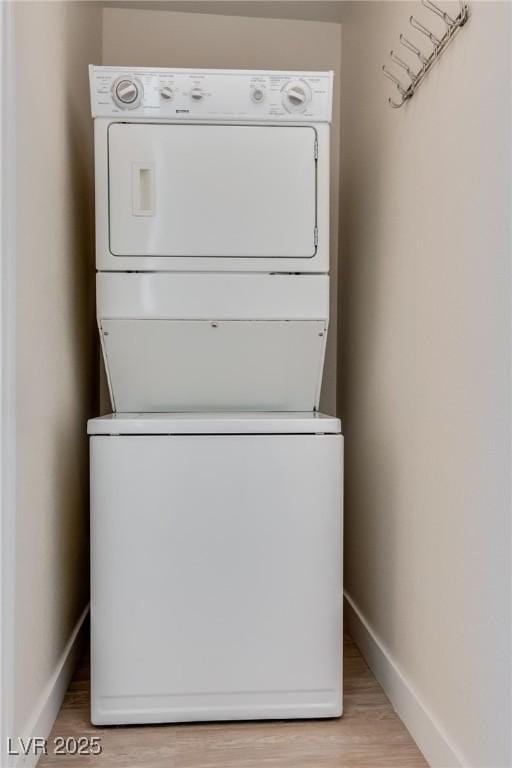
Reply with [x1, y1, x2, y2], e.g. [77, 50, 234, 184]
[39, 635, 427, 768]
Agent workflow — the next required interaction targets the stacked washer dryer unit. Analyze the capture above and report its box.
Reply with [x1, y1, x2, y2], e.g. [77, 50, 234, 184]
[88, 66, 343, 726]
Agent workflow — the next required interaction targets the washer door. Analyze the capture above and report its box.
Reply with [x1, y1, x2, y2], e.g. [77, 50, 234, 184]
[108, 124, 317, 259]
[90, 433, 342, 724]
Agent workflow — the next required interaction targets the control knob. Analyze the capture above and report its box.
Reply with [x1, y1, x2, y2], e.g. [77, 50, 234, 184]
[112, 76, 142, 109]
[190, 87, 204, 100]
[160, 86, 174, 100]
[282, 80, 311, 112]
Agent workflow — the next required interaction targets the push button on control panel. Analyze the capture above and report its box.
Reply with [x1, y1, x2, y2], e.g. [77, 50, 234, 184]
[250, 86, 266, 103]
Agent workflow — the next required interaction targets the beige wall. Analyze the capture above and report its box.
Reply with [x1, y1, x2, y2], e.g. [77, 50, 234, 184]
[14, 0, 101, 737]
[340, 2, 511, 766]
[102, 6, 341, 415]
[11, 3, 511, 765]
[105, 1, 347, 24]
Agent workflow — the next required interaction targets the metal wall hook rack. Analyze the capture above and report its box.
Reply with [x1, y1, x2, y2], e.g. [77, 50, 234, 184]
[382, 0, 470, 108]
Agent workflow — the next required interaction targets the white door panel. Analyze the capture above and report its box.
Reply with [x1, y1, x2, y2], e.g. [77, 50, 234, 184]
[91, 434, 343, 724]
[108, 124, 317, 258]
[101, 319, 326, 412]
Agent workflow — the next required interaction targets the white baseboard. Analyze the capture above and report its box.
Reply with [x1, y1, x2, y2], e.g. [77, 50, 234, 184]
[10, 604, 89, 768]
[344, 592, 468, 768]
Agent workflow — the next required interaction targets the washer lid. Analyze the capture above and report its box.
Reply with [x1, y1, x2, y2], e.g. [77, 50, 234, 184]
[87, 412, 341, 435]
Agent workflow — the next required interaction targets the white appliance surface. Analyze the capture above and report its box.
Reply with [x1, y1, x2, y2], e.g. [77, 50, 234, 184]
[100, 318, 327, 412]
[87, 411, 342, 435]
[90, 67, 342, 727]
[91, 66, 331, 273]
[96, 272, 329, 320]
[90, 419, 343, 724]
[89, 66, 333, 123]
[97, 272, 329, 413]
[109, 124, 317, 259]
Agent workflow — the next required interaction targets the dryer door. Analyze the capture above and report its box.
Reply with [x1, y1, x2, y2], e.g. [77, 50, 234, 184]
[108, 124, 317, 259]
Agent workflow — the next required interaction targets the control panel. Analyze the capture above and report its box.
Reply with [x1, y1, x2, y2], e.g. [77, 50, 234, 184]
[89, 66, 333, 123]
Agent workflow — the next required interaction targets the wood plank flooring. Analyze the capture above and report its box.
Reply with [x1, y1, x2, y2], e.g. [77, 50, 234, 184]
[39, 635, 427, 768]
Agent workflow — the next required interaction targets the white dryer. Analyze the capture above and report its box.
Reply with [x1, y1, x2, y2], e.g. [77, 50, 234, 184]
[90, 66, 333, 413]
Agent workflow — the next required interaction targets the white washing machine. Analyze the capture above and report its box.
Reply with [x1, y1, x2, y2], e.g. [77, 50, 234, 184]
[88, 67, 343, 725]
[88, 413, 343, 724]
